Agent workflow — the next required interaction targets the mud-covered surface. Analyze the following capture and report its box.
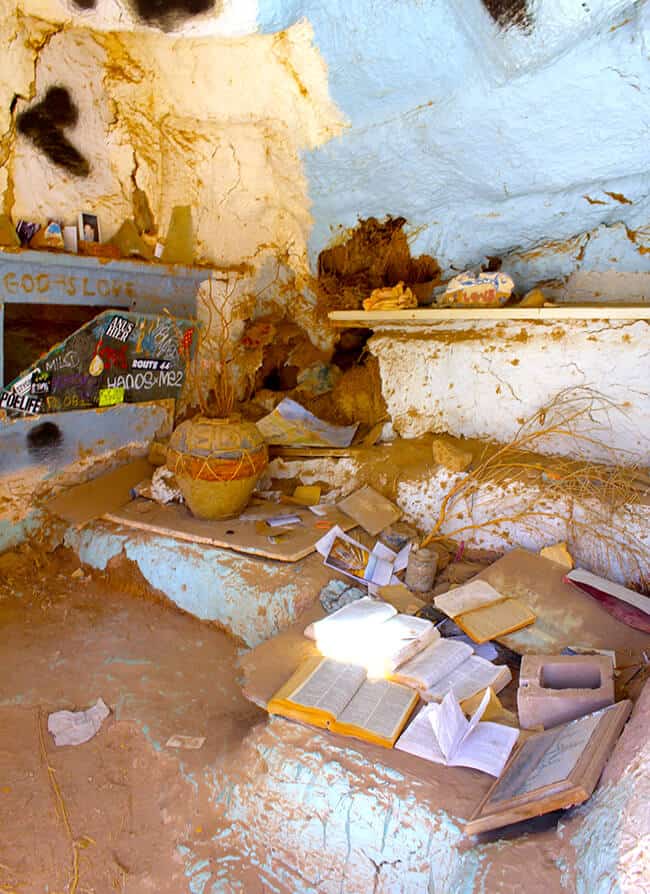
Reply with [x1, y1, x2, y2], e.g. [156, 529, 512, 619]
[0, 544, 264, 893]
[317, 216, 441, 311]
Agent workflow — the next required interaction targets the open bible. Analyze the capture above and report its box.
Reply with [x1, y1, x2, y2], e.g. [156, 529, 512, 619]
[267, 657, 419, 748]
[465, 699, 632, 834]
[395, 689, 519, 776]
[391, 638, 511, 703]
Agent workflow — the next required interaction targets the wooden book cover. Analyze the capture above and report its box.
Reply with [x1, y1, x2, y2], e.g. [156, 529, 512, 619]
[268, 656, 419, 748]
[465, 700, 632, 835]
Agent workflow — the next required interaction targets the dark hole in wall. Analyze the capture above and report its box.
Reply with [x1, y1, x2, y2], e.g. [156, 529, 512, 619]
[16, 86, 90, 177]
[332, 328, 372, 372]
[27, 421, 63, 453]
[317, 216, 441, 311]
[130, 0, 216, 29]
[71, 0, 97, 8]
[482, 0, 532, 31]
[3, 304, 101, 385]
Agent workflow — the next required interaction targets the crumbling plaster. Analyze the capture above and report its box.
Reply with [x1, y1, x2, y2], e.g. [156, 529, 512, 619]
[1, 0, 345, 337]
[370, 319, 650, 467]
[258, 0, 650, 287]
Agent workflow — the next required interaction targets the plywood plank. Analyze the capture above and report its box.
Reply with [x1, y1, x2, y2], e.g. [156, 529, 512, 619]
[478, 550, 650, 662]
[328, 305, 650, 328]
[46, 458, 153, 526]
[105, 499, 356, 562]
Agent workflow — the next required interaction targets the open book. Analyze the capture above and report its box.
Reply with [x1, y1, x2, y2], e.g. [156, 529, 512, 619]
[392, 637, 511, 703]
[465, 700, 632, 834]
[396, 689, 519, 776]
[306, 597, 439, 676]
[434, 580, 536, 643]
[267, 657, 419, 748]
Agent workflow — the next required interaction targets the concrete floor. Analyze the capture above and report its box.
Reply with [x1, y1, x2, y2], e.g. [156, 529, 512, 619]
[0, 544, 264, 893]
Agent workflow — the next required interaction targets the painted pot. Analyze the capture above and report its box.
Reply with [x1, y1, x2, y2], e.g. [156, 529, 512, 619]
[166, 415, 268, 520]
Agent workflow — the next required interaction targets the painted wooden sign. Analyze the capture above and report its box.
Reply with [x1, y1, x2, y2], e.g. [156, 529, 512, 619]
[0, 310, 197, 415]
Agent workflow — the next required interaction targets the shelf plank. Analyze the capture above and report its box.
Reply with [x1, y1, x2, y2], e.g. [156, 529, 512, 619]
[328, 305, 650, 328]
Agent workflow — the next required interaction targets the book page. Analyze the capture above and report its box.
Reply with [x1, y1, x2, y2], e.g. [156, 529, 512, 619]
[454, 721, 519, 777]
[290, 659, 367, 719]
[457, 598, 535, 643]
[395, 705, 447, 764]
[434, 580, 504, 619]
[489, 708, 604, 803]
[423, 655, 509, 703]
[337, 679, 416, 741]
[392, 638, 473, 689]
[312, 597, 396, 640]
[429, 690, 468, 760]
[368, 615, 438, 674]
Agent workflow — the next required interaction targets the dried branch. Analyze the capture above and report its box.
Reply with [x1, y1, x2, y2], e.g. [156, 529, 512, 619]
[422, 387, 650, 588]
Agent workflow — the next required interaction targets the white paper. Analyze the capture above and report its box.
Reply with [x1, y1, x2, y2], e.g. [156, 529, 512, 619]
[434, 580, 504, 619]
[311, 597, 397, 661]
[257, 398, 358, 447]
[317, 526, 396, 587]
[364, 614, 438, 676]
[392, 638, 474, 689]
[48, 698, 110, 747]
[446, 635, 498, 661]
[266, 514, 302, 528]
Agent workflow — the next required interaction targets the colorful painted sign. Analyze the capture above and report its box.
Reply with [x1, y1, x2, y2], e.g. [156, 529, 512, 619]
[0, 310, 197, 416]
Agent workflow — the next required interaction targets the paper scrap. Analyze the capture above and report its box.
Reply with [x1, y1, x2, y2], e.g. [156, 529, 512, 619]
[291, 485, 321, 506]
[316, 525, 394, 587]
[48, 698, 110, 747]
[338, 485, 402, 536]
[267, 514, 302, 528]
[165, 735, 206, 750]
[256, 398, 358, 448]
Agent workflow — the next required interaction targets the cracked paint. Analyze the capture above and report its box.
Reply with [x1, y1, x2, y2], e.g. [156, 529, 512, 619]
[370, 320, 650, 466]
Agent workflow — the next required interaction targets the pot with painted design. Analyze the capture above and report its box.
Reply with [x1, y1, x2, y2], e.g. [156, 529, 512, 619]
[166, 415, 267, 520]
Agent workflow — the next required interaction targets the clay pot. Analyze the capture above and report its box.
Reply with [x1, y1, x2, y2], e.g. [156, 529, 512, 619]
[166, 415, 268, 520]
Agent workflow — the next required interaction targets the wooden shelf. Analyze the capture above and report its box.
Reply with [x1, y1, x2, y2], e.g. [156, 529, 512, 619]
[328, 305, 650, 328]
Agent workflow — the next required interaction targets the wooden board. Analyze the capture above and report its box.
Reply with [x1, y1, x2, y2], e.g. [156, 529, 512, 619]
[45, 458, 153, 526]
[328, 305, 650, 329]
[477, 550, 650, 663]
[105, 499, 356, 562]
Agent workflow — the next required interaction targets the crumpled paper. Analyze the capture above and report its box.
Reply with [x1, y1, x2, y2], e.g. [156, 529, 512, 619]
[48, 698, 110, 746]
[363, 282, 417, 311]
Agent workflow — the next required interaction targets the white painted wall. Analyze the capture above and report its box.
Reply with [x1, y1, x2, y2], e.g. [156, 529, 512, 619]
[370, 319, 650, 467]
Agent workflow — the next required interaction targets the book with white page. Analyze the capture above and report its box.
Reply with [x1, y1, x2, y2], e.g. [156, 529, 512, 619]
[306, 597, 438, 675]
[392, 638, 511, 703]
[395, 689, 519, 776]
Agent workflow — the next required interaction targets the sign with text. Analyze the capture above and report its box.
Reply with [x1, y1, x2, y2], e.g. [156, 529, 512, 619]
[1, 310, 197, 416]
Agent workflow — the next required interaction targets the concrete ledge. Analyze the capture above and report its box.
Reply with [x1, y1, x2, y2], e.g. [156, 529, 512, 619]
[178, 683, 650, 893]
[0, 400, 174, 553]
[65, 520, 333, 647]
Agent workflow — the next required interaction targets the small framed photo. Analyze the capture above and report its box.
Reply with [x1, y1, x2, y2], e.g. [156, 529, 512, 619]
[78, 212, 101, 243]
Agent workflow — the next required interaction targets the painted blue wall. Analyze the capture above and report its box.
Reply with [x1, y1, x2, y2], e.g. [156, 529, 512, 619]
[258, 0, 650, 279]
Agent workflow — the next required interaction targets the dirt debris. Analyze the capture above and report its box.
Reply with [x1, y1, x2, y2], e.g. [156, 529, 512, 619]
[317, 216, 441, 311]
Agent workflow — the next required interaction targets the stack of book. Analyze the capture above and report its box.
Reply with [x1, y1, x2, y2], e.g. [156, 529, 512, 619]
[269, 597, 511, 748]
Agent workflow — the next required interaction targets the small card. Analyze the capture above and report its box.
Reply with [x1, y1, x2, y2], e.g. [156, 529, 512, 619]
[165, 735, 206, 750]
